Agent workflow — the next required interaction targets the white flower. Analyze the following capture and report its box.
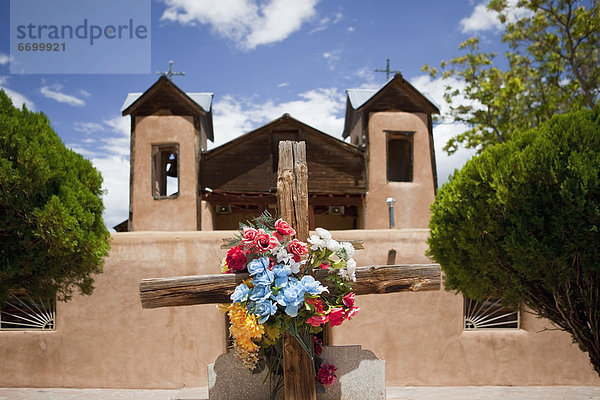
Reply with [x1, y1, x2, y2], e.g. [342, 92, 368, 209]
[271, 245, 294, 264]
[315, 227, 332, 241]
[338, 258, 357, 281]
[289, 259, 306, 274]
[338, 267, 356, 282]
[340, 242, 355, 259]
[346, 258, 356, 270]
[308, 234, 327, 250]
[327, 239, 341, 252]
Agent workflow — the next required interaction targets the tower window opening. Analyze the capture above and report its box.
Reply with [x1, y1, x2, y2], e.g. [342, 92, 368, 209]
[152, 144, 179, 199]
[386, 131, 413, 182]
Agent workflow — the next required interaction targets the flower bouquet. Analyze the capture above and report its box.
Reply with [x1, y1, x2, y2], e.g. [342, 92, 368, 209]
[219, 212, 359, 397]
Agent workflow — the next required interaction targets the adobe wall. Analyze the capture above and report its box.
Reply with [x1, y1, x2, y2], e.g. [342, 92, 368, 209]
[0, 230, 598, 388]
[332, 229, 600, 386]
[364, 112, 435, 229]
[0, 232, 227, 389]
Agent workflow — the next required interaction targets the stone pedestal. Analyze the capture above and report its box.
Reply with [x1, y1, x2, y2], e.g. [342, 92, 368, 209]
[207, 345, 385, 400]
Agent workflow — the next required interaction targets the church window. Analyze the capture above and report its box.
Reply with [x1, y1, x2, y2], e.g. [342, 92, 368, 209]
[463, 296, 519, 330]
[152, 144, 179, 199]
[386, 131, 413, 182]
[0, 291, 56, 331]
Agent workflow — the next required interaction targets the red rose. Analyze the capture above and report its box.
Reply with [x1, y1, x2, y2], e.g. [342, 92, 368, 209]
[275, 218, 296, 236]
[306, 314, 329, 327]
[242, 227, 259, 245]
[319, 263, 330, 270]
[328, 307, 345, 327]
[226, 246, 247, 271]
[254, 229, 279, 252]
[287, 239, 309, 261]
[344, 306, 359, 320]
[342, 292, 355, 308]
[316, 364, 337, 387]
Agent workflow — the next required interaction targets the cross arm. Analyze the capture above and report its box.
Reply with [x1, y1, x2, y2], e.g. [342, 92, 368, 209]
[139, 264, 441, 309]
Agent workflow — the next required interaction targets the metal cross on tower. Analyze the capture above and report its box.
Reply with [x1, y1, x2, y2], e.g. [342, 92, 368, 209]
[375, 58, 401, 80]
[156, 60, 185, 80]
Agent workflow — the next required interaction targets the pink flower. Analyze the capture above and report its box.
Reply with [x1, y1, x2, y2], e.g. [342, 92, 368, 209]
[254, 229, 279, 252]
[287, 239, 309, 261]
[344, 306, 360, 320]
[319, 263, 330, 270]
[306, 314, 329, 327]
[242, 227, 259, 245]
[275, 218, 296, 236]
[226, 246, 247, 271]
[316, 363, 337, 387]
[328, 307, 345, 327]
[342, 292, 355, 308]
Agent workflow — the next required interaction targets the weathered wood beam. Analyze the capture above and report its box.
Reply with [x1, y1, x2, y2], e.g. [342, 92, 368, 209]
[139, 264, 441, 309]
[277, 141, 315, 400]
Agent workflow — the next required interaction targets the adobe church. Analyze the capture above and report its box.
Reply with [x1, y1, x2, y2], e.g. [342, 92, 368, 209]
[117, 73, 438, 232]
[0, 76, 598, 390]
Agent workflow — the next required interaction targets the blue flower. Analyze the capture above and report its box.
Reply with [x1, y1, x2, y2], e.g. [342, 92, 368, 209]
[300, 275, 328, 295]
[249, 284, 272, 302]
[249, 299, 278, 323]
[247, 256, 270, 276]
[252, 268, 274, 286]
[274, 279, 306, 317]
[230, 283, 250, 303]
[272, 264, 292, 288]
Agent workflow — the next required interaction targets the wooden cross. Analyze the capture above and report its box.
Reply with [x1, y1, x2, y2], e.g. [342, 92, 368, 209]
[139, 141, 441, 400]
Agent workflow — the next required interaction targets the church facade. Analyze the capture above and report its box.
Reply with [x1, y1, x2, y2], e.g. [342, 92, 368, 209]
[118, 74, 438, 232]
[0, 76, 598, 389]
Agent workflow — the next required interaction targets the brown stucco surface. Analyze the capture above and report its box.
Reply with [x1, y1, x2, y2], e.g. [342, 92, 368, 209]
[0, 230, 598, 388]
[131, 115, 199, 231]
[364, 112, 435, 230]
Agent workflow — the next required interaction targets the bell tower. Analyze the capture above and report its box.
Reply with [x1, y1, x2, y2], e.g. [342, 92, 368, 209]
[122, 76, 214, 231]
[343, 73, 439, 229]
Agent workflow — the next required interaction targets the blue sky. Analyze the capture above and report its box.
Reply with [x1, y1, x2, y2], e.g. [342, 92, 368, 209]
[1, 0, 515, 229]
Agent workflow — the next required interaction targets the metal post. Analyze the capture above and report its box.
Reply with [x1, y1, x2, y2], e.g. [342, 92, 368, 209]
[386, 197, 396, 228]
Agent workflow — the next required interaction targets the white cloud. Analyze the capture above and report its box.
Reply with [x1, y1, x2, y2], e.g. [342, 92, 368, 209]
[40, 85, 85, 107]
[74, 122, 105, 134]
[0, 53, 10, 65]
[211, 87, 345, 148]
[323, 49, 342, 71]
[352, 66, 377, 85]
[0, 86, 35, 110]
[460, 3, 503, 33]
[91, 155, 130, 230]
[161, 0, 318, 50]
[432, 122, 476, 185]
[460, 0, 534, 33]
[347, 26, 355, 32]
[69, 115, 131, 230]
[103, 115, 130, 136]
[278, 82, 289, 88]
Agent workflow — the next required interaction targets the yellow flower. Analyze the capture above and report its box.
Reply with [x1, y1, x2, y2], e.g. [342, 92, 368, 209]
[220, 257, 231, 274]
[227, 303, 264, 352]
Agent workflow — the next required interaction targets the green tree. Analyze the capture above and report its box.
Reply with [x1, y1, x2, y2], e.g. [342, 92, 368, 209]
[427, 107, 600, 375]
[424, 0, 600, 154]
[0, 90, 110, 303]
